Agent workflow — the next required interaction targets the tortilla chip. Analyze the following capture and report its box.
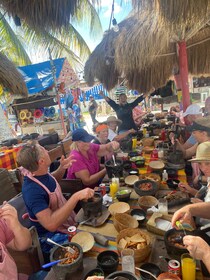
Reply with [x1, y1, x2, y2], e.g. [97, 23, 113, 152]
[130, 233, 145, 243]
[137, 242, 147, 249]
[125, 237, 132, 243]
[119, 238, 127, 249]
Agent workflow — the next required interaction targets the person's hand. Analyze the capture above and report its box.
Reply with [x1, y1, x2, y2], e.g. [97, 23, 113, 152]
[129, 129, 136, 134]
[0, 202, 20, 232]
[60, 155, 76, 170]
[178, 182, 192, 193]
[190, 198, 203, 204]
[78, 188, 94, 201]
[183, 235, 210, 261]
[171, 205, 193, 228]
[110, 141, 120, 151]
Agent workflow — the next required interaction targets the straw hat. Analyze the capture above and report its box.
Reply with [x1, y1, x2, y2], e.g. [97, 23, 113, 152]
[188, 116, 210, 133]
[106, 116, 122, 125]
[189, 142, 210, 162]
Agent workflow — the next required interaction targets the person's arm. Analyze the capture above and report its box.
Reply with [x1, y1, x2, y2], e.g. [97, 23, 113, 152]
[176, 140, 197, 159]
[36, 188, 94, 232]
[0, 203, 32, 251]
[183, 235, 210, 273]
[130, 94, 145, 109]
[52, 155, 76, 182]
[75, 168, 106, 186]
[99, 91, 119, 111]
[113, 129, 136, 142]
[178, 182, 197, 196]
[171, 202, 210, 228]
[97, 141, 120, 157]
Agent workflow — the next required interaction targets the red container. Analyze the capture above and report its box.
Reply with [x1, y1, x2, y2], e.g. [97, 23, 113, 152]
[67, 226, 77, 241]
[99, 183, 106, 196]
[151, 148, 158, 159]
[168, 259, 181, 277]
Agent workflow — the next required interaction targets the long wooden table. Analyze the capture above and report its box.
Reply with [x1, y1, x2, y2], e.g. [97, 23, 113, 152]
[61, 151, 208, 279]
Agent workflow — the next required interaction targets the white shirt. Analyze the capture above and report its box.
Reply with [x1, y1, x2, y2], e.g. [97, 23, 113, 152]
[108, 128, 117, 141]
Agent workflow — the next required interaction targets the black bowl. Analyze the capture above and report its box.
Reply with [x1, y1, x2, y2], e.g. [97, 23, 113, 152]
[140, 263, 161, 280]
[116, 188, 132, 202]
[83, 267, 104, 280]
[106, 271, 139, 280]
[134, 179, 158, 196]
[123, 160, 132, 170]
[106, 271, 138, 280]
[166, 179, 180, 189]
[130, 208, 146, 225]
[135, 159, 145, 168]
[129, 168, 139, 176]
[97, 250, 119, 274]
[164, 229, 188, 257]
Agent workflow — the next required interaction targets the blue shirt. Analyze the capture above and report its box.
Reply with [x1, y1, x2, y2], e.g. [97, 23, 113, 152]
[187, 134, 197, 145]
[22, 174, 56, 236]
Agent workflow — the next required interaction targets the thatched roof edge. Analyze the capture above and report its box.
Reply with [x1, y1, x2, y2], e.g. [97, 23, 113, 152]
[0, 53, 28, 96]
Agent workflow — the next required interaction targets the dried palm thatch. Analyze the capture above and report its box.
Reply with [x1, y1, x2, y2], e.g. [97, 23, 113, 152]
[0, 53, 28, 96]
[0, 0, 99, 30]
[85, 1, 210, 93]
[84, 16, 139, 91]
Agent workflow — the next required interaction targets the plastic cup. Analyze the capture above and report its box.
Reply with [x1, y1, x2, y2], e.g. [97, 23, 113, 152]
[121, 248, 135, 274]
[181, 253, 196, 280]
[158, 198, 168, 214]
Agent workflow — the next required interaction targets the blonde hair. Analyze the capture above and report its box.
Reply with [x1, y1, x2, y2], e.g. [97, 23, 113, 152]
[17, 141, 41, 172]
[70, 142, 79, 151]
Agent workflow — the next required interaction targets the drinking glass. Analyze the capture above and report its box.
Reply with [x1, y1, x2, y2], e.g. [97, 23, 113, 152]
[109, 182, 118, 198]
[181, 253, 196, 280]
[121, 248, 135, 274]
[132, 137, 137, 149]
[158, 198, 168, 214]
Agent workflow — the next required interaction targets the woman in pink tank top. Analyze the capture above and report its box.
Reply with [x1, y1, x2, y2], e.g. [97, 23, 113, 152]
[0, 203, 31, 280]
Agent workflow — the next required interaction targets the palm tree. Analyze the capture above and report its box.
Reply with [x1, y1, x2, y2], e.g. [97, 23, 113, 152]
[0, 0, 103, 70]
[0, 1, 103, 140]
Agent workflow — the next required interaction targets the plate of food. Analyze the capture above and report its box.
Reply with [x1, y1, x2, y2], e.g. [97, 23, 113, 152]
[156, 190, 190, 208]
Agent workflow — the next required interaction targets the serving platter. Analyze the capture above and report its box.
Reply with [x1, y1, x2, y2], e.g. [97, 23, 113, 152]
[155, 190, 190, 209]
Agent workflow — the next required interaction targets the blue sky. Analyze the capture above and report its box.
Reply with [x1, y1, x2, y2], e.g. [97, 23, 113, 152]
[78, 0, 132, 51]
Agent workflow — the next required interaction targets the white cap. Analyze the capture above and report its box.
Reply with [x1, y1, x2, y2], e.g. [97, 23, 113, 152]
[183, 104, 201, 117]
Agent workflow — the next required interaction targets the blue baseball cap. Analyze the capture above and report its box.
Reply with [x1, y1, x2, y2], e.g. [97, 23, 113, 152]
[72, 128, 95, 142]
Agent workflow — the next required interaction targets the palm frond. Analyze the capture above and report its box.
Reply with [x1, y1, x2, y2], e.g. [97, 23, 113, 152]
[0, 12, 31, 65]
[73, 0, 103, 38]
[21, 25, 85, 71]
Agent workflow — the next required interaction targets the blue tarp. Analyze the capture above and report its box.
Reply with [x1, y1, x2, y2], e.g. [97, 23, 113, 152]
[18, 58, 64, 94]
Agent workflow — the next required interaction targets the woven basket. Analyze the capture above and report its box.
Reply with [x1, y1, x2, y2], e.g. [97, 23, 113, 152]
[116, 228, 152, 262]
[113, 213, 138, 232]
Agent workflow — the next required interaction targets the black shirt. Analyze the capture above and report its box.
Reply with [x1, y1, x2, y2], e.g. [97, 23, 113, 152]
[107, 95, 144, 131]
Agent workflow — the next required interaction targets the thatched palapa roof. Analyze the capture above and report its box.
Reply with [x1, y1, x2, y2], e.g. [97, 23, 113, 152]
[0, 0, 93, 30]
[0, 53, 28, 96]
[85, 0, 210, 93]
